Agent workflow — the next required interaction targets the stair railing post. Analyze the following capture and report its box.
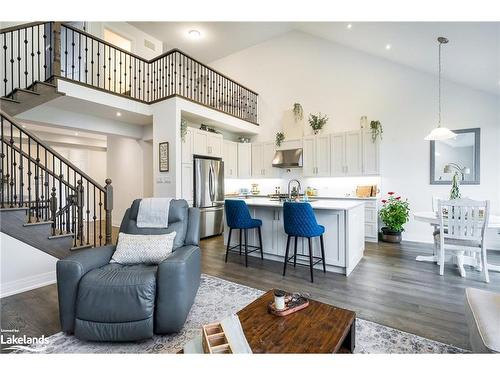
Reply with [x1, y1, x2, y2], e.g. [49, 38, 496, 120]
[77, 179, 84, 246]
[51, 22, 62, 80]
[50, 187, 57, 236]
[104, 178, 113, 245]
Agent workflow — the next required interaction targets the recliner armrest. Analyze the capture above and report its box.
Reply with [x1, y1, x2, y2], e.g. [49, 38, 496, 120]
[185, 207, 200, 246]
[56, 245, 115, 333]
[155, 244, 201, 333]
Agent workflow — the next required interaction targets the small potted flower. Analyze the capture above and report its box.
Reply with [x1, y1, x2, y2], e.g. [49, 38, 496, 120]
[379, 192, 410, 243]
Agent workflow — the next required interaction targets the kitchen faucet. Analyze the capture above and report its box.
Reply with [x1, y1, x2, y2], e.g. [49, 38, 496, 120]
[287, 179, 302, 200]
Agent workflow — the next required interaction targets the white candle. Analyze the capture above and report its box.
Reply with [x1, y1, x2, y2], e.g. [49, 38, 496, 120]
[274, 290, 286, 310]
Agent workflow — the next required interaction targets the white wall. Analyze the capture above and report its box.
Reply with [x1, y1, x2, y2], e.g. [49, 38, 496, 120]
[0, 233, 57, 298]
[87, 22, 162, 59]
[211, 31, 500, 243]
[107, 136, 152, 226]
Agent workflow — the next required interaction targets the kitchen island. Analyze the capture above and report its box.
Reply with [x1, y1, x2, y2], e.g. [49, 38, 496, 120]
[223, 198, 366, 276]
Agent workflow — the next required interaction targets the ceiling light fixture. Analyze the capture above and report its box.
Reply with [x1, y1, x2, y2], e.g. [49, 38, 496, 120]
[116, 112, 122, 117]
[188, 29, 201, 40]
[347, 24, 352, 29]
[74, 132, 79, 136]
[22, 125, 26, 128]
[385, 44, 391, 50]
[424, 37, 457, 141]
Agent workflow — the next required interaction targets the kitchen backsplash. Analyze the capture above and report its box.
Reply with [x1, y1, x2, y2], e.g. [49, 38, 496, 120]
[225, 170, 381, 198]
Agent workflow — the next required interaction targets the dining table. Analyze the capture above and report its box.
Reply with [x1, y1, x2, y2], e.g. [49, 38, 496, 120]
[413, 211, 500, 277]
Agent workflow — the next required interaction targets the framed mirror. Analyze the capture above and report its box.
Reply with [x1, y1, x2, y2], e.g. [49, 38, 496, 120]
[430, 128, 480, 185]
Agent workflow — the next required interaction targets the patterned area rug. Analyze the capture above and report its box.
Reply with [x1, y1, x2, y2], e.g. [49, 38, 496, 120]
[16, 274, 465, 354]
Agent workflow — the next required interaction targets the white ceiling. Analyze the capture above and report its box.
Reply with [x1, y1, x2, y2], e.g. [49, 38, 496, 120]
[130, 22, 500, 96]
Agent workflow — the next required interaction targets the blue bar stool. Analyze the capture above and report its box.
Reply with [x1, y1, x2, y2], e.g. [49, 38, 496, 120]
[224, 200, 264, 267]
[283, 201, 326, 283]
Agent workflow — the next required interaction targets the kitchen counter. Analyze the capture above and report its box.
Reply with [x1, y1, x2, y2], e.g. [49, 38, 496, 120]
[224, 197, 365, 276]
[225, 194, 378, 201]
[229, 197, 365, 210]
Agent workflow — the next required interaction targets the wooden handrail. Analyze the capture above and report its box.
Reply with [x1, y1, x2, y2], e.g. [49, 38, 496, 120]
[0, 21, 47, 34]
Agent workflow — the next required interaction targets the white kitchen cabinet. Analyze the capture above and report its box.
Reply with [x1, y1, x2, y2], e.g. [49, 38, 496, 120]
[191, 128, 223, 157]
[330, 131, 362, 176]
[223, 140, 238, 178]
[181, 128, 193, 164]
[181, 163, 193, 205]
[344, 131, 362, 176]
[237, 143, 252, 178]
[362, 130, 380, 175]
[252, 142, 278, 178]
[303, 135, 331, 177]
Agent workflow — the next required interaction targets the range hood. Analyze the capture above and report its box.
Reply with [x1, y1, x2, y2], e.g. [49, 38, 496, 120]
[272, 148, 303, 168]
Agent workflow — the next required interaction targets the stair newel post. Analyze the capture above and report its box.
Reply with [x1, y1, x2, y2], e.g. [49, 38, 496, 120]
[77, 179, 84, 247]
[51, 22, 62, 80]
[50, 187, 57, 236]
[104, 178, 113, 245]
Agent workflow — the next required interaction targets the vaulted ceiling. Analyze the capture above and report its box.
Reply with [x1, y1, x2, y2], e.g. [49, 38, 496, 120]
[130, 22, 500, 96]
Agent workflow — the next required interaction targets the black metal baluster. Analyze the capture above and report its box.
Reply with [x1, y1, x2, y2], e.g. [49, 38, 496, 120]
[18, 126, 23, 207]
[97, 41, 100, 88]
[35, 143, 40, 221]
[9, 122, 14, 207]
[93, 185, 96, 247]
[113, 49, 116, 93]
[27, 138, 31, 221]
[58, 162, 63, 234]
[5, 123, 9, 208]
[37, 25, 40, 81]
[90, 36, 93, 86]
[103, 44, 106, 90]
[0, 116, 4, 208]
[119, 51, 122, 94]
[44, 149, 48, 219]
[86, 180, 90, 245]
[99, 192, 102, 246]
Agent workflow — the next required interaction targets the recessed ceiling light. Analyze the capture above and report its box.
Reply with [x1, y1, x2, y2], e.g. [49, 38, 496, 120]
[22, 125, 26, 128]
[188, 29, 201, 40]
[347, 24, 352, 29]
[116, 111, 122, 117]
[74, 132, 79, 136]
[385, 44, 392, 50]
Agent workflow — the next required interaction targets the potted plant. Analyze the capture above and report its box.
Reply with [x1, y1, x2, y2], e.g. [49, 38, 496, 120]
[292, 103, 303, 122]
[379, 192, 410, 243]
[275, 132, 285, 147]
[180, 119, 188, 142]
[308, 113, 328, 135]
[370, 120, 383, 142]
[450, 173, 461, 199]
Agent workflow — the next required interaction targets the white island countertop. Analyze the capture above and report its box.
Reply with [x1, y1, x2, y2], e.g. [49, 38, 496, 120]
[228, 197, 365, 210]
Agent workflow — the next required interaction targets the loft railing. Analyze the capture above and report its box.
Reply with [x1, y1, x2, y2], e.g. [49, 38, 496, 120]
[0, 22, 259, 124]
[0, 110, 113, 248]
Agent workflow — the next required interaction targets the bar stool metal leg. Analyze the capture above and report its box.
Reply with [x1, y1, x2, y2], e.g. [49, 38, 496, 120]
[239, 229, 242, 255]
[283, 235, 291, 276]
[308, 237, 314, 283]
[225, 228, 232, 263]
[320, 234, 326, 273]
[293, 236, 298, 268]
[258, 226, 264, 260]
[244, 229, 248, 267]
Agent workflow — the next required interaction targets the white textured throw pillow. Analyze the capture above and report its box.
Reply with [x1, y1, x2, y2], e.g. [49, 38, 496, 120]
[110, 232, 177, 265]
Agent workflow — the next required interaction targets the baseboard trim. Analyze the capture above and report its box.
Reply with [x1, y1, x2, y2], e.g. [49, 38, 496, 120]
[0, 271, 56, 298]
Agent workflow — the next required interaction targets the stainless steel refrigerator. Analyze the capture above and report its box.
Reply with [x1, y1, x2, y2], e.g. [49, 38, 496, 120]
[193, 156, 224, 238]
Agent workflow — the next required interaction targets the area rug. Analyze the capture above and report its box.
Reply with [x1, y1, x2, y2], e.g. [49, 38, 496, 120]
[15, 274, 465, 354]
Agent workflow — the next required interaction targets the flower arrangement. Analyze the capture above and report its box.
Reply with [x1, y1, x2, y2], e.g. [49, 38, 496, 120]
[379, 192, 410, 234]
[275, 132, 285, 147]
[293, 103, 304, 122]
[370, 120, 383, 142]
[308, 113, 328, 135]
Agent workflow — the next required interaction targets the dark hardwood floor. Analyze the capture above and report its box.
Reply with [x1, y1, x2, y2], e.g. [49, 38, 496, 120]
[2, 235, 499, 352]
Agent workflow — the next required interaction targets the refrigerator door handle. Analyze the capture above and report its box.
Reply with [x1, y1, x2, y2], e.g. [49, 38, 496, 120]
[208, 163, 215, 204]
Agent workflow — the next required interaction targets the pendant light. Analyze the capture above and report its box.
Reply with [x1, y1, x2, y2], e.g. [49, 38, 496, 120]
[424, 37, 457, 141]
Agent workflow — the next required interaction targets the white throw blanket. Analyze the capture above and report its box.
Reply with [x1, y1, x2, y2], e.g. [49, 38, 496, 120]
[136, 198, 172, 228]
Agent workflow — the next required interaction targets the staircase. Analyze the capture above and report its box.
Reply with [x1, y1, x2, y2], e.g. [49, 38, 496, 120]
[0, 80, 64, 116]
[0, 110, 113, 258]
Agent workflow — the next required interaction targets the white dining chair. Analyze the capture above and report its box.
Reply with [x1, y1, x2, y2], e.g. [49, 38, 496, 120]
[437, 198, 490, 283]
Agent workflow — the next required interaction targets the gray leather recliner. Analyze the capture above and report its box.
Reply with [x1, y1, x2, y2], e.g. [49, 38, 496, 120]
[56, 199, 201, 342]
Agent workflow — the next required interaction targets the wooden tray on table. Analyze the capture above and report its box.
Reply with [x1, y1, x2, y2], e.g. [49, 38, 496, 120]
[267, 293, 309, 316]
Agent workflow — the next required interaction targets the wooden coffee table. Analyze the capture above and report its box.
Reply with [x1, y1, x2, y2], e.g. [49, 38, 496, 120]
[237, 290, 356, 353]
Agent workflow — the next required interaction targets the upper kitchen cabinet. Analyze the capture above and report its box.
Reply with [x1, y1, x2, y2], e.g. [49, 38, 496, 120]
[252, 141, 279, 178]
[361, 129, 380, 175]
[330, 131, 363, 176]
[302, 135, 331, 177]
[192, 127, 223, 158]
[223, 140, 238, 178]
[237, 143, 252, 179]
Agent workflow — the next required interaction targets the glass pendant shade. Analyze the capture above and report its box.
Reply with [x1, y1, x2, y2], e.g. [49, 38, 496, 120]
[424, 126, 457, 141]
